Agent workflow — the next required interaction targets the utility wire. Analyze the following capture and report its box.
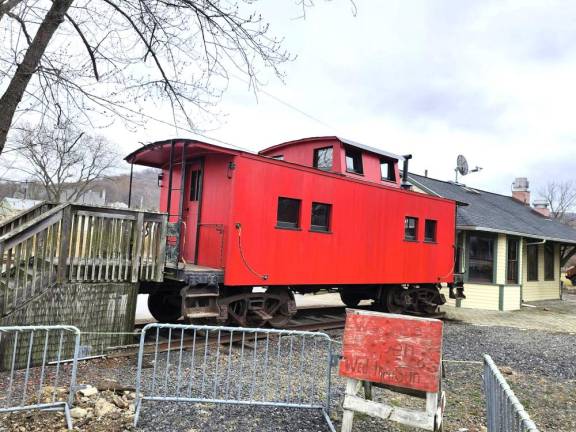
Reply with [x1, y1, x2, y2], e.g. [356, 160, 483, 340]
[229, 72, 339, 132]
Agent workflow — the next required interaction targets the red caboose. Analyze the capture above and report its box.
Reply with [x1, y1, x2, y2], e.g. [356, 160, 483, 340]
[125, 136, 460, 326]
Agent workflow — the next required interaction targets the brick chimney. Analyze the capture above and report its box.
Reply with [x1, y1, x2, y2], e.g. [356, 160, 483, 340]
[512, 177, 530, 205]
[533, 199, 551, 217]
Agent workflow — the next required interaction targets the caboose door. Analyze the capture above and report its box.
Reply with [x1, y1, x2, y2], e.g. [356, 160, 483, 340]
[182, 159, 203, 264]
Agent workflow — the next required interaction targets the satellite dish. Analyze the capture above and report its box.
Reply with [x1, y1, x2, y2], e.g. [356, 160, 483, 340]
[456, 155, 469, 176]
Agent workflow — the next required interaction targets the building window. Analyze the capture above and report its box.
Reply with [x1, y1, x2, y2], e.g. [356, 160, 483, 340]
[506, 237, 519, 284]
[313, 147, 332, 171]
[527, 244, 539, 281]
[276, 197, 301, 229]
[424, 220, 437, 242]
[455, 231, 465, 274]
[404, 217, 418, 241]
[271, 155, 284, 160]
[189, 170, 201, 201]
[311, 202, 331, 232]
[380, 158, 396, 181]
[345, 147, 363, 174]
[544, 243, 555, 281]
[468, 233, 495, 283]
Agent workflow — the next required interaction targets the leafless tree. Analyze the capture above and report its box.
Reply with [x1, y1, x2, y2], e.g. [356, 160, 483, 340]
[6, 121, 119, 202]
[538, 180, 576, 222]
[0, 0, 350, 156]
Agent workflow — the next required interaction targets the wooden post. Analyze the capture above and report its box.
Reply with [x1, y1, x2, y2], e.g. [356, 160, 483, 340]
[154, 215, 168, 282]
[341, 378, 359, 432]
[57, 206, 72, 283]
[131, 212, 144, 283]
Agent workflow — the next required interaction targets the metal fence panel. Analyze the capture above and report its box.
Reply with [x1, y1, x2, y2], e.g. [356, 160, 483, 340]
[134, 323, 336, 431]
[483, 354, 539, 432]
[0, 325, 80, 430]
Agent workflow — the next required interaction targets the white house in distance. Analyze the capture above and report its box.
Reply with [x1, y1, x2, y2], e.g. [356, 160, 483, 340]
[408, 175, 576, 311]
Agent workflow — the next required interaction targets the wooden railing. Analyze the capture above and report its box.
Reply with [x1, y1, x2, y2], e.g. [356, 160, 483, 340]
[0, 203, 167, 318]
[0, 202, 56, 237]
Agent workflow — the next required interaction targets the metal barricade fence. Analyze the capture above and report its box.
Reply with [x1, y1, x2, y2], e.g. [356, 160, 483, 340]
[483, 354, 539, 432]
[134, 323, 336, 431]
[0, 325, 81, 430]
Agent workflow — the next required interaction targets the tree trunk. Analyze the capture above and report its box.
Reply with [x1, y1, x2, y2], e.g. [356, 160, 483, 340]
[0, 0, 74, 155]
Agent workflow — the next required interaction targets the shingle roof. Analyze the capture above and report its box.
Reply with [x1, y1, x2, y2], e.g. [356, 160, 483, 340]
[408, 173, 576, 244]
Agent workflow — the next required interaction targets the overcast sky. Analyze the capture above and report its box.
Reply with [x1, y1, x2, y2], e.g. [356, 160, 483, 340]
[107, 0, 575, 198]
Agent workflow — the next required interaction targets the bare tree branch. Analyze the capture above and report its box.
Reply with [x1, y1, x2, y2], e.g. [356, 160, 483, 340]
[0, 0, 349, 155]
[65, 12, 99, 80]
[538, 180, 576, 222]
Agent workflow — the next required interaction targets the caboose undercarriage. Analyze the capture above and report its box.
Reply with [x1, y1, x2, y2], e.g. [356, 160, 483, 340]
[141, 264, 460, 326]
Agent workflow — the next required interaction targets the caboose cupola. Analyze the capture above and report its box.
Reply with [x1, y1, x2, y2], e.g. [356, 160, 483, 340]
[259, 136, 404, 187]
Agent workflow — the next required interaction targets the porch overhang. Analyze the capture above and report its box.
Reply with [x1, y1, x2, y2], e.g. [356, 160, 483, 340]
[457, 225, 576, 246]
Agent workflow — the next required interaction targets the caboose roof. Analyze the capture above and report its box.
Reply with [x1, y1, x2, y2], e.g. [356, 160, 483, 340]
[259, 136, 405, 161]
[124, 138, 243, 168]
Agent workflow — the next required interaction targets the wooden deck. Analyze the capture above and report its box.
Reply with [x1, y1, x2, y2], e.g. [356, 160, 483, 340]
[0, 202, 168, 319]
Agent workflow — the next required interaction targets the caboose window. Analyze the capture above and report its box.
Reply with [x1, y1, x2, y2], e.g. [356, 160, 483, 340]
[404, 217, 418, 241]
[189, 170, 201, 201]
[345, 147, 363, 174]
[311, 202, 331, 232]
[380, 158, 396, 181]
[424, 220, 437, 242]
[277, 197, 301, 229]
[271, 155, 284, 160]
[313, 147, 333, 171]
[468, 233, 495, 283]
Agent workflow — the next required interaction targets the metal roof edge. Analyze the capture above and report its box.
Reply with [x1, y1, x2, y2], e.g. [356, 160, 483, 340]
[337, 136, 405, 161]
[457, 225, 576, 244]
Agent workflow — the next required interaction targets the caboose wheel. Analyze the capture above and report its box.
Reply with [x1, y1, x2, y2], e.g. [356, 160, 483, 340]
[266, 287, 296, 327]
[339, 291, 361, 308]
[385, 286, 406, 314]
[148, 292, 182, 323]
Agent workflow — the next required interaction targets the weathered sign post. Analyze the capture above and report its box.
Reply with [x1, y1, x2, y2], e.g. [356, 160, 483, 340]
[339, 309, 445, 431]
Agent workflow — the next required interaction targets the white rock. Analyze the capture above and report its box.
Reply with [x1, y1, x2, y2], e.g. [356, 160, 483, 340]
[70, 407, 88, 418]
[95, 398, 117, 417]
[79, 385, 99, 397]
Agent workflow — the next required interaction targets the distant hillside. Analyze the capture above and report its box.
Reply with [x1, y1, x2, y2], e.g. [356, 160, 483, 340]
[0, 168, 161, 211]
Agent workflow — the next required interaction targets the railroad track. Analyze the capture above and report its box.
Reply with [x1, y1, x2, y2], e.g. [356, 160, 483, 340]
[104, 305, 445, 359]
[102, 306, 348, 359]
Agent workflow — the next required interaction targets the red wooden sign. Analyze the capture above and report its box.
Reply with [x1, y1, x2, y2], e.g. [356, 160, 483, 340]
[339, 310, 443, 393]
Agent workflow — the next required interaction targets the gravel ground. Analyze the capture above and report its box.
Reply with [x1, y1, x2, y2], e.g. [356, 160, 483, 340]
[1, 320, 575, 431]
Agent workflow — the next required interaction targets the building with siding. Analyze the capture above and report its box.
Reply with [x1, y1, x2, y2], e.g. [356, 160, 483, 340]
[408, 174, 576, 311]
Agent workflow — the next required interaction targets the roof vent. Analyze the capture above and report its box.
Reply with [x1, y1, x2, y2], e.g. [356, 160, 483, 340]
[461, 185, 481, 195]
[533, 199, 551, 218]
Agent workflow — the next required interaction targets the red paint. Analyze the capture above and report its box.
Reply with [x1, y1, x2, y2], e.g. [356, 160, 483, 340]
[126, 137, 457, 286]
[339, 311, 443, 393]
